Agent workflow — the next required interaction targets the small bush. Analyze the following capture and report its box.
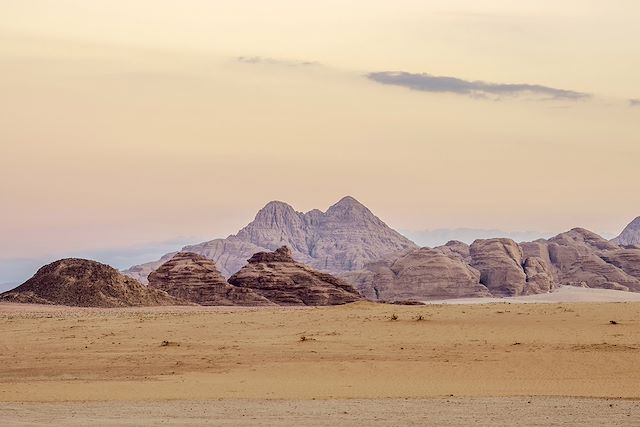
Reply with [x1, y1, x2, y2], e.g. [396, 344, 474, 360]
[390, 314, 398, 321]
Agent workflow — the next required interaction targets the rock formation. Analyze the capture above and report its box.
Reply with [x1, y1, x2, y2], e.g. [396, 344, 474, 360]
[469, 239, 528, 296]
[612, 217, 640, 247]
[228, 246, 361, 306]
[344, 247, 491, 301]
[125, 196, 417, 282]
[543, 228, 640, 292]
[148, 252, 273, 306]
[0, 258, 182, 307]
[435, 240, 472, 263]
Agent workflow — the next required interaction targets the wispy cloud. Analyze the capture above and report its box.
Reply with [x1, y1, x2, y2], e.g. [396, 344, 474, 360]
[629, 99, 640, 107]
[236, 56, 320, 67]
[367, 71, 590, 101]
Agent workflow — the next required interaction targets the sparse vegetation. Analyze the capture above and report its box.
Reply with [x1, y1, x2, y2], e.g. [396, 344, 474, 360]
[609, 320, 618, 325]
[415, 315, 424, 321]
[390, 313, 398, 321]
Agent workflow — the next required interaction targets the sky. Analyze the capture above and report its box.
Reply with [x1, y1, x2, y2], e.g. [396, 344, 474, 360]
[1, 1, 639, 284]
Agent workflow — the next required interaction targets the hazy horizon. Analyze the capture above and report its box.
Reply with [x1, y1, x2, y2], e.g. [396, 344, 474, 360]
[0, 193, 629, 288]
[2, 1, 639, 284]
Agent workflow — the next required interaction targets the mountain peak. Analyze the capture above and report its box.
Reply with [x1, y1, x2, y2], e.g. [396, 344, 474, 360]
[332, 196, 364, 208]
[326, 196, 374, 218]
[251, 200, 302, 224]
[260, 200, 297, 213]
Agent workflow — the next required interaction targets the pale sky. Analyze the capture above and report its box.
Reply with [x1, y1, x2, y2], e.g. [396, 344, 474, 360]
[1, 1, 639, 282]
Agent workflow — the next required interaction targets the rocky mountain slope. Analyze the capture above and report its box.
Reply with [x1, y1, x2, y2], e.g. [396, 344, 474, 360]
[148, 252, 273, 306]
[228, 246, 361, 306]
[0, 258, 182, 307]
[124, 196, 417, 283]
[612, 217, 640, 247]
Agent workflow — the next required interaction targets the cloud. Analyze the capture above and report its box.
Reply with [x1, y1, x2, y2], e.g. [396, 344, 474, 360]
[236, 56, 320, 67]
[629, 99, 640, 107]
[366, 71, 590, 101]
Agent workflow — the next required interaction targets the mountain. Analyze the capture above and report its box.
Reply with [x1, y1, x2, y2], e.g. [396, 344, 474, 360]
[147, 252, 273, 306]
[612, 217, 640, 247]
[228, 246, 361, 306]
[0, 258, 183, 307]
[124, 196, 417, 283]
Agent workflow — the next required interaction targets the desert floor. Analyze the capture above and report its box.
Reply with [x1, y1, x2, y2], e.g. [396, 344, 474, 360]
[1, 300, 639, 425]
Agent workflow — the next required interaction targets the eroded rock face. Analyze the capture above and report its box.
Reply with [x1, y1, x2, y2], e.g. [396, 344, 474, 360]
[612, 217, 640, 247]
[124, 252, 178, 285]
[0, 259, 182, 307]
[124, 196, 417, 282]
[435, 240, 472, 263]
[228, 246, 361, 306]
[546, 229, 640, 292]
[147, 252, 273, 306]
[522, 256, 554, 294]
[469, 239, 528, 297]
[346, 247, 491, 301]
[600, 248, 640, 280]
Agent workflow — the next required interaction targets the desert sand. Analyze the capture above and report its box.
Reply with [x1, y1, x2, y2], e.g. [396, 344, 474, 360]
[1, 300, 640, 425]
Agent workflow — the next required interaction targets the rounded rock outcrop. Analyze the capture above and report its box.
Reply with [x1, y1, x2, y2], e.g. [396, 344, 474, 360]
[148, 252, 274, 306]
[228, 246, 361, 306]
[0, 258, 182, 307]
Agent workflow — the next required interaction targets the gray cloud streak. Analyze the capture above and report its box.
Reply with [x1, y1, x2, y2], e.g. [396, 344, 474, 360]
[629, 99, 640, 107]
[367, 71, 590, 101]
[237, 56, 320, 67]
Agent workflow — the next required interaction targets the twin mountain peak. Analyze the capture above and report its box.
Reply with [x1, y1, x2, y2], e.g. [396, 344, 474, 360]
[124, 196, 416, 283]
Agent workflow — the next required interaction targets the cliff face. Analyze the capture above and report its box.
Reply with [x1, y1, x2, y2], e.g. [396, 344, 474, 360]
[228, 246, 362, 306]
[124, 196, 417, 282]
[0, 258, 182, 307]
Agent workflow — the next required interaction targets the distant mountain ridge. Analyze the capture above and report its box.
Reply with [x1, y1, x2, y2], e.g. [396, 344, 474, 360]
[124, 196, 417, 283]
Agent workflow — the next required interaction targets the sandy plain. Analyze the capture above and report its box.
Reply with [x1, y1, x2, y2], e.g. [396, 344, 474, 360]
[1, 299, 640, 425]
